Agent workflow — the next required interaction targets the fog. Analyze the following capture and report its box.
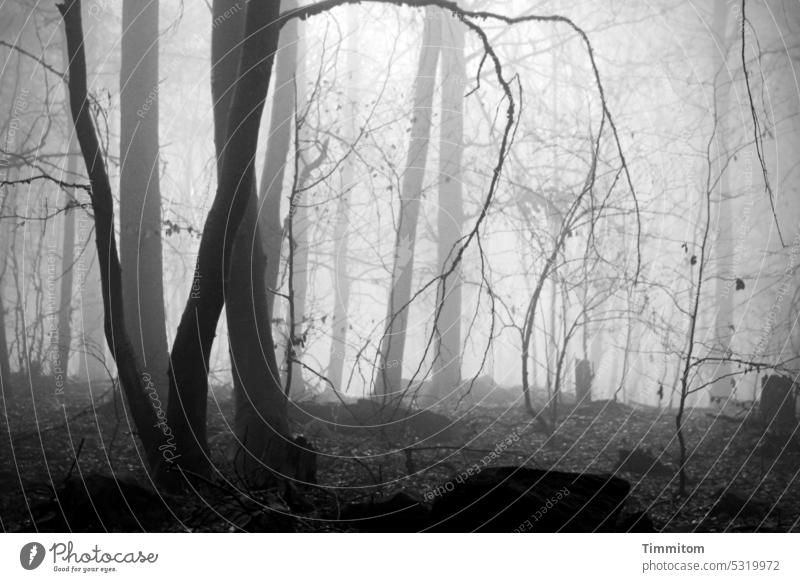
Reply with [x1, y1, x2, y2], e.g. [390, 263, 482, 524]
[1, 0, 799, 533]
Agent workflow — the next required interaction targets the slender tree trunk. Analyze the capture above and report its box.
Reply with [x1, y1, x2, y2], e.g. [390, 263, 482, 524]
[56, 135, 77, 386]
[545, 48, 559, 408]
[76, 218, 107, 381]
[616, 291, 634, 402]
[710, 0, 735, 412]
[59, 0, 161, 471]
[550, 289, 570, 428]
[431, 9, 465, 398]
[286, 175, 311, 397]
[259, 0, 299, 314]
[520, 242, 560, 431]
[55, 38, 79, 387]
[547, 273, 557, 399]
[0, 290, 9, 391]
[327, 6, 358, 392]
[0, 194, 11, 393]
[210, 0, 291, 484]
[120, 0, 170, 401]
[376, 8, 441, 399]
[286, 34, 316, 398]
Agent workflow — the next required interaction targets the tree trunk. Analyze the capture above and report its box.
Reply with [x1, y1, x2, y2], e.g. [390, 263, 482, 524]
[212, 0, 294, 485]
[431, 9, 465, 399]
[76, 219, 107, 381]
[616, 292, 634, 402]
[285, 32, 316, 398]
[709, 0, 735, 412]
[0, 193, 11, 393]
[55, 38, 79, 388]
[258, 0, 299, 314]
[56, 135, 77, 387]
[120, 0, 170, 401]
[58, 0, 161, 471]
[327, 6, 358, 393]
[376, 7, 441, 399]
[0, 289, 9, 393]
[163, 0, 282, 480]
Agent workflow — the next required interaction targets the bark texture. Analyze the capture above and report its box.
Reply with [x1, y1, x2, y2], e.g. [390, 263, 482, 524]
[164, 0, 283, 480]
[58, 0, 161, 471]
[213, 0, 294, 485]
[120, 0, 170, 401]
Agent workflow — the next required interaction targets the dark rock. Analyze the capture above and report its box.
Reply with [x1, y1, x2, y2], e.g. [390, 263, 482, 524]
[338, 467, 633, 532]
[429, 466, 631, 532]
[709, 489, 777, 522]
[618, 510, 657, 532]
[340, 492, 430, 532]
[237, 508, 298, 532]
[25, 474, 171, 532]
[616, 447, 673, 479]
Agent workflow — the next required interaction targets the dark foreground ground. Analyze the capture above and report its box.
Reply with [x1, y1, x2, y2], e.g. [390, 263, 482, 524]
[1, 375, 798, 532]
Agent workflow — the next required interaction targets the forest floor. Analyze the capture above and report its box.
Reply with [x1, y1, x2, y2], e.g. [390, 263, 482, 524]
[1, 375, 798, 532]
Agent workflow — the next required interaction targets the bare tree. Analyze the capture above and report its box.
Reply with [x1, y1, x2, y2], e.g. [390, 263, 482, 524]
[376, 7, 441, 400]
[284, 36, 327, 398]
[431, 8, 465, 398]
[327, 6, 358, 393]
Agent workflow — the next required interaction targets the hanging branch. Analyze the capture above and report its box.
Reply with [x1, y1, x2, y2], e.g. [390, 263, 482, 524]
[739, 0, 784, 246]
[280, 0, 640, 401]
[281, 0, 642, 281]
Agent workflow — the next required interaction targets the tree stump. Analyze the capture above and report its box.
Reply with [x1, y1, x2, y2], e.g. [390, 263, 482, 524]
[759, 375, 796, 432]
[575, 359, 594, 405]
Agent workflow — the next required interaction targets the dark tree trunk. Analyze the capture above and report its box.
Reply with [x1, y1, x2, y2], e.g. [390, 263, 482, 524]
[212, 0, 294, 485]
[120, 0, 170, 401]
[58, 0, 161, 469]
[163, 0, 283, 480]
